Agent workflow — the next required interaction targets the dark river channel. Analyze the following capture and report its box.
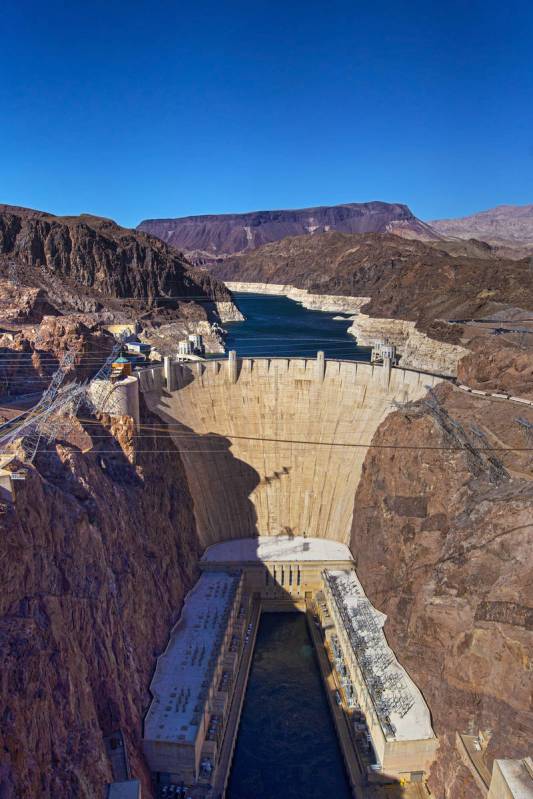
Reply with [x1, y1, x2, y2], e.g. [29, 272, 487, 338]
[223, 292, 371, 361]
[227, 612, 352, 799]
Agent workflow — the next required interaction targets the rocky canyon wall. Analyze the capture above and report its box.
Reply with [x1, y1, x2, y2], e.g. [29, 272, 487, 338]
[347, 312, 470, 376]
[350, 382, 533, 798]
[0, 409, 201, 799]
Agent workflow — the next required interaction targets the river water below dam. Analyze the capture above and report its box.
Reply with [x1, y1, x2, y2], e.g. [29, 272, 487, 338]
[224, 292, 371, 360]
[227, 612, 352, 799]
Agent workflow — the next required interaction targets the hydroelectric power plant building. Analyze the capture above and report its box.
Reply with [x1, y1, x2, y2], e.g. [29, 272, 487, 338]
[143, 571, 246, 786]
[320, 570, 437, 780]
[143, 536, 438, 792]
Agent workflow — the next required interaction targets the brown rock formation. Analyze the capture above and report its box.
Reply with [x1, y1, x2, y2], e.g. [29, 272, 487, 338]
[211, 231, 533, 331]
[0, 407, 201, 798]
[350, 382, 533, 797]
[137, 201, 436, 260]
[458, 335, 533, 398]
[431, 204, 533, 249]
[0, 205, 233, 317]
[0, 315, 116, 397]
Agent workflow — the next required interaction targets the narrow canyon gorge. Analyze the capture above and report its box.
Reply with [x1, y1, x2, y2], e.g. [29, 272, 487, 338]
[3, 352, 530, 797]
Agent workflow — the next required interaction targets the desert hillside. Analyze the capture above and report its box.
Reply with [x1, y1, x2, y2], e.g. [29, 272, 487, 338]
[137, 201, 438, 262]
[431, 204, 533, 251]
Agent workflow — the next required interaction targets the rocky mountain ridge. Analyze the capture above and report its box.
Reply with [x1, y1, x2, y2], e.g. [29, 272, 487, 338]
[0, 205, 232, 314]
[137, 201, 438, 261]
[140, 201, 533, 262]
[0, 205, 243, 381]
[431, 204, 533, 248]
[211, 230, 533, 327]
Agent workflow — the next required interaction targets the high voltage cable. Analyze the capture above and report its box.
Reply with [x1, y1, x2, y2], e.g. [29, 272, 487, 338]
[0, 344, 365, 358]
[46, 417, 533, 453]
[4, 446, 531, 454]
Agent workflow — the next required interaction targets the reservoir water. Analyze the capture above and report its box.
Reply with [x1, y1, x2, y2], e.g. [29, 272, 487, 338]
[227, 612, 352, 799]
[224, 292, 371, 360]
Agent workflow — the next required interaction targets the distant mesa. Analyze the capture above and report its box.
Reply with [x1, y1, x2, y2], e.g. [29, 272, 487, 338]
[137, 201, 441, 262]
[139, 201, 533, 263]
[431, 203, 533, 248]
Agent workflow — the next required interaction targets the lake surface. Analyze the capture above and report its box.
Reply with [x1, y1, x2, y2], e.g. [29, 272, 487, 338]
[224, 292, 371, 360]
[227, 612, 351, 799]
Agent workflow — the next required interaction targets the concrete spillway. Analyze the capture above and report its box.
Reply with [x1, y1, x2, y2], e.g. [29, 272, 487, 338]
[139, 356, 442, 548]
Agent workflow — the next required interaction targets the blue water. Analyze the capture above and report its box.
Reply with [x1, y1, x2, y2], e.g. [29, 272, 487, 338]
[227, 613, 351, 799]
[224, 292, 371, 360]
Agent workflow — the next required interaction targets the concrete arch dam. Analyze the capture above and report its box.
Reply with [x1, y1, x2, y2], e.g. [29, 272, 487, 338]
[139, 356, 443, 548]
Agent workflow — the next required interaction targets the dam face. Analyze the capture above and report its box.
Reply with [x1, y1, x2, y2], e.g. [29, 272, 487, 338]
[140, 356, 442, 548]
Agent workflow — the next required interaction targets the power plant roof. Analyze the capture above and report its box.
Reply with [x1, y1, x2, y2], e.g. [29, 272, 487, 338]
[324, 569, 435, 742]
[201, 536, 353, 564]
[144, 571, 240, 746]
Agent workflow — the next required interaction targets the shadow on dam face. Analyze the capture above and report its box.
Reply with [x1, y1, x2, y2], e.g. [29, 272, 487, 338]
[158, 414, 261, 542]
[139, 357, 443, 549]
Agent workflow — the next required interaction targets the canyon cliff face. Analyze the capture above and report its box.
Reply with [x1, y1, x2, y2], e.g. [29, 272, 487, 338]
[0, 205, 245, 362]
[137, 201, 435, 261]
[212, 231, 533, 324]
[457, 336, 533, 398]
[351, 382, 533, 798]
[0, 313, 117, 397]
[0, 408, 201, 799]
[347, 313, 470, 376]
[0, 205, 233, 315]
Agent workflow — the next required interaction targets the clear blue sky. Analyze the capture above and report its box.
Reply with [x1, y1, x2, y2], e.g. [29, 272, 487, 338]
[1, 1, 532, 228]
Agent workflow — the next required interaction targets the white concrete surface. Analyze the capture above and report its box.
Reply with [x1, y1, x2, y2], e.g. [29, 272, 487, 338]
[202, 536, 353, 563]
[324, 569, 435, 742]
[144, 572, 239, 746]
[489, 758, 533, 798]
